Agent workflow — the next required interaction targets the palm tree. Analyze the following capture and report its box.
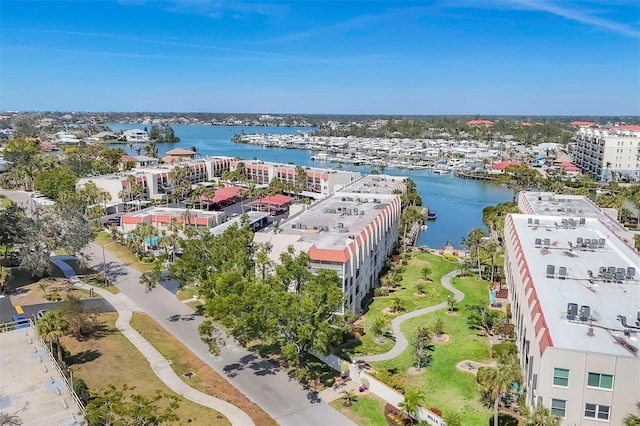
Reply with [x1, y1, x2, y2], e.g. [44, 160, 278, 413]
[525, 403, 561, 426]
[399, 388, 424, 421]
[36, 311, 68, 365]
[624, 402, 640, 426]
[477, 358, 522, 426]
[0, 266, 11, 294]
[341, 390, 356, 407]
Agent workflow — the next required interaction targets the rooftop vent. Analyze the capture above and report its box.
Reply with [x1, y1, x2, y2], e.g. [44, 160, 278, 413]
[546, 264, 556, 278]
[534, 238, 542, 248]
[567, 303, 578, 320]
[627, 267, 636, 279]
[528, 218, 533, 225]
[337, 222, 344, 229]
[558, 267, 567, 279]
[580, 305, 591, 322]
[580, 218, 586, 225]
[543, 238, 551, 248]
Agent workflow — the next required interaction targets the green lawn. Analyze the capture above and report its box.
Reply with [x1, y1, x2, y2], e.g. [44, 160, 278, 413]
[339, 252, 458, 358]
[94, 232, 155, 272]
[370, 276, 493, 425]
[329, 393, 388, 426]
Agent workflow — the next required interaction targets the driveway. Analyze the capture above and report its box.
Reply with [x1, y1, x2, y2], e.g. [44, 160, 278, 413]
[84, 243, 354, 426]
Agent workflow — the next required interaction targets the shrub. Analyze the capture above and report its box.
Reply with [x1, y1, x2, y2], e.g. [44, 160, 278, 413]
[72, 377, 90, 406]
[505, 302, 512, 320]
[374, 287, 390, 297]
[443, 253, 458, 262]
[141, 256, 154, 263]
[492, 341, 517, 360]
[374, 370, 405, 393]
[415, 283, 426, 294]
[401, 259, 408, 266]
[489, 413, 519, 426]
[48, 292, 61, 302]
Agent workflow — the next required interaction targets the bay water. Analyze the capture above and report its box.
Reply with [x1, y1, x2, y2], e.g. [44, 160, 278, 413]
[109, 124, 512, 248]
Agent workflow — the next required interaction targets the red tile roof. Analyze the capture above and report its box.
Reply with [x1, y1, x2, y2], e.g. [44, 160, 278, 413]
[121, 155, 137, 163]
[491, 161, 519, 170]
[558, 162, 580, 171]
[166, 148, 196, 156]
[200, 186, 241, 204]
[466, 119, 494, 126]
[308, 246, 350, 263]
[570, 121, 595, 127]
[251, 194, 294, 207]
[614, 124, 640, 132]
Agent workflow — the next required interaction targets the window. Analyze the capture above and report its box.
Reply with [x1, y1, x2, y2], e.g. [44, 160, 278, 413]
[551, 399, 566, 418]
[587, 373, 613, 390]
[553, 368, 569, 387]
[585, 403, 610, 421]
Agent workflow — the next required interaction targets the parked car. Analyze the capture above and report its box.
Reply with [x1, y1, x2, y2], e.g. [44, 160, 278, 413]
[12, 314, 30, 329]
[36, 310, 49, 320]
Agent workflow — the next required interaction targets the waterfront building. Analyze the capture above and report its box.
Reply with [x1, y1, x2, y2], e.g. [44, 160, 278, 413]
[254, 174, 406, 312]
[77, 156, 235, 203]
[505, 193, 640, 425]
[233, 159, 361, 196]
[120, 155, 159, 168]
[123, 128, 149, 142]
[573, 125, 640, 182]
[163, 147, 196, 163]
[249, 194, 294, 215]
[120, 207, 226, 232]
[517, 191, 636, 248]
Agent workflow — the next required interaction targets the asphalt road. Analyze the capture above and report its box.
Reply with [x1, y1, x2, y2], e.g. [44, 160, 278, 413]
[0, 296, 115, 323]
[1, 189, 353, 425]
[85, 242, 354, 426]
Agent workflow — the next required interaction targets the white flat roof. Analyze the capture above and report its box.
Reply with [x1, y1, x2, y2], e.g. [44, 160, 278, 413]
[510, 213, 640, 357]
[520, 192, 627, 233]
[0, 324, 84, 425]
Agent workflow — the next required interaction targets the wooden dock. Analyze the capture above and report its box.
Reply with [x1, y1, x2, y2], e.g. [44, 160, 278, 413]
[453, 171, 493, 181]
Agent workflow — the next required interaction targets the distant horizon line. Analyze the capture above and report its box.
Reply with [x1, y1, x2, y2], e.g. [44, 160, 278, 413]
[2, 110, 639, 119]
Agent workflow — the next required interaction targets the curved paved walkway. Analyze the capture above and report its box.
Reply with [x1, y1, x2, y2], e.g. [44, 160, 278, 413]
[355, 270, 464, 363]
[51, 256, 255, 426]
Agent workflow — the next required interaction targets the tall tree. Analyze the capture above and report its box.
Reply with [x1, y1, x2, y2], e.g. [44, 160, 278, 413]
[413, 326, 433, 371]
[477, 357, 522, 426]
[36, 310, 68, 364]
[461, 228, 487, 279]
[495, 164, 541, 200]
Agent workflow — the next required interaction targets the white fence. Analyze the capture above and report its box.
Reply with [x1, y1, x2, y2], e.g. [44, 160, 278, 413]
[308, 349, 447, 425]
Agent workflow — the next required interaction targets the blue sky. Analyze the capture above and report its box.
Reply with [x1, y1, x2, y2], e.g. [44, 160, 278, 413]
[1, 0, 639, 115]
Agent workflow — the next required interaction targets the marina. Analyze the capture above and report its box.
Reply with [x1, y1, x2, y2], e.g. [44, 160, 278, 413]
[107, 124, 513, 248]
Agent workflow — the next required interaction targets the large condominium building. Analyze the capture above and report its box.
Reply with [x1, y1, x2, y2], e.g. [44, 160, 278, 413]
[517, 191, 637, 249]
[77, 156, 235, 203]
[504, 208, 640, 425]
[574, 125, 640, 182]
[234, 159, 361, 195]
[254, 174, 406, 312]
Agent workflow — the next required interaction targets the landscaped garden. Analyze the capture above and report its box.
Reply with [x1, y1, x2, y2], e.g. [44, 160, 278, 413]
[61, 313, 230, 426]
[369, 276, 497, 424]
[330, 393, 388, 426]
[339, 252, 458, 358]
[95, 231, 155, 272]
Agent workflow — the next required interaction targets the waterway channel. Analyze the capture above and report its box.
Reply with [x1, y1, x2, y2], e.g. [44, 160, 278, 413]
[108, 124, 513, 248]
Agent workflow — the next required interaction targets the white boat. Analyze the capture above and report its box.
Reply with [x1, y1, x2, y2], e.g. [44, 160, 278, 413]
[420, 225, 428, 230]
[433, 169, 450, 175]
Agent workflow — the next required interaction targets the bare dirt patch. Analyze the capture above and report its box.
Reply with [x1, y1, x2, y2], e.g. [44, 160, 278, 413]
[413, 292, 426, 298]
[382, 307, 400, 316]
[407, 367, 425, 376]
[456, 360, 496, 376]
[432, 334, 450, 344]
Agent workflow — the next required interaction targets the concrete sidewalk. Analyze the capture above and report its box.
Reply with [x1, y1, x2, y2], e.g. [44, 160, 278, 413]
[51, 256, 255, 426]
[355, 270, 463, 363]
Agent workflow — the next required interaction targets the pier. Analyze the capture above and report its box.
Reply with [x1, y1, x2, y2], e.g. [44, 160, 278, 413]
[453, 171, 493, 181]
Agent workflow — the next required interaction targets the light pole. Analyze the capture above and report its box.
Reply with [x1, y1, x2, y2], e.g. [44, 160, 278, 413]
[102, 240, 118, 287]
